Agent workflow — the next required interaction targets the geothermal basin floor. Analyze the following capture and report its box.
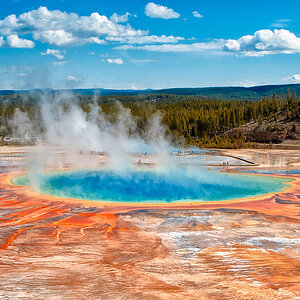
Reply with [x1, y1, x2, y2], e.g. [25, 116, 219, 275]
[0, 149, 300, 299]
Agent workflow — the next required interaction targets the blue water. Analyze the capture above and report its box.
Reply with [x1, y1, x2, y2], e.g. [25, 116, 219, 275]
[13, 168, 292, 203]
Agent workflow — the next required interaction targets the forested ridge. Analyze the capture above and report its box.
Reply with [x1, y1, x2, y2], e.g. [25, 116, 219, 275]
[0, 91, 299, 148]
[1, 83, 300, 100]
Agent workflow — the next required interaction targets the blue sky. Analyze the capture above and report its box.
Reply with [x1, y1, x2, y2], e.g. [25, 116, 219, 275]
[0, 0, 300, 89]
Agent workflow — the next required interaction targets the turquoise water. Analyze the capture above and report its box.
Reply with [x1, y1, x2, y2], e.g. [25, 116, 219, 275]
[13, 168, 292, 203]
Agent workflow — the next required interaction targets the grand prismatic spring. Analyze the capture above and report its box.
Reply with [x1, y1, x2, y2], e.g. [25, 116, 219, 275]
[1, 147, 300, 299]
[13, 168, 291, 203]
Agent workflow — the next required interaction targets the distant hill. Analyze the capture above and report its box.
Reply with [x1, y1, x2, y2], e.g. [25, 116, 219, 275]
[1, 83, 300, 100]
[154, 84, 300, 99]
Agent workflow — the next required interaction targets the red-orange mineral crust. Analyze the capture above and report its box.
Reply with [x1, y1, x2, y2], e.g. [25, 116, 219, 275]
[0, 172, 299, 299]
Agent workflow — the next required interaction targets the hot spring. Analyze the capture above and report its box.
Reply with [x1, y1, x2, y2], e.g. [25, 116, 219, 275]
[13, 166, 292, 203]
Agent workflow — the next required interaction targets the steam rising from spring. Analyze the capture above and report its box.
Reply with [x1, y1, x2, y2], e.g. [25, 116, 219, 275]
[10, 91, 172, 188]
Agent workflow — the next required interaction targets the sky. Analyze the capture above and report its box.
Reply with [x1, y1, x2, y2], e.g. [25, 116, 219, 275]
[0, 0, 300, 90]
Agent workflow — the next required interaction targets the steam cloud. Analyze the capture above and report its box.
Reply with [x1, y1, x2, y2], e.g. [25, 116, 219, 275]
[10, 91, 172, 188]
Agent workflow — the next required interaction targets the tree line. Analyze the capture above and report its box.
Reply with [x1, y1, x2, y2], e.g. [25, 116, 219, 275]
[0, 91, 299, 148]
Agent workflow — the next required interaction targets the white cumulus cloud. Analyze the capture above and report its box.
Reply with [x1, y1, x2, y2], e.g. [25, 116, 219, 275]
[110, 12, 131, 23]
[41, 49, 64, 60]
[192, 11, 203, 19]
[224, 29, 300, 56]
[118, 29, 300, 57]
[145, 3, 180, 19]
[0, 6, 183, 47]
[106, 58, 124, 65]
[287, 74, 300, 83]
[0, 34, 35, 48]
[0, 6, 146, 46]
